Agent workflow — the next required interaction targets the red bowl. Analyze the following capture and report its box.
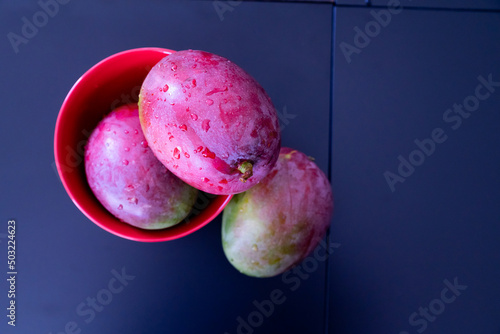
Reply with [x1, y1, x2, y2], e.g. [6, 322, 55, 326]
[54, 47, 232, 242]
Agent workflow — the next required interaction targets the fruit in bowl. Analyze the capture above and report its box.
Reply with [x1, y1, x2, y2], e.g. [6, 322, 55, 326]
[221, 147, 334, 277]
[138, 50, 281, 195]
[84, 104, 198, 230]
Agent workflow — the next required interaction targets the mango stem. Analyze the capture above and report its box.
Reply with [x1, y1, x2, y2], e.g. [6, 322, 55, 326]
[238, 161, 253, 182]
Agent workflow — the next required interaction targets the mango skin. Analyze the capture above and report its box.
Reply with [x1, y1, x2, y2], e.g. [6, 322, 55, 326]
[84, 104, 198, 230]
[138, 50, 281, 195]
[222, 147, 333, 277]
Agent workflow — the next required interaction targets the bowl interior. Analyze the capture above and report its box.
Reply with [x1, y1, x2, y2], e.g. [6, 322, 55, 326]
[54, 47, 232, 242]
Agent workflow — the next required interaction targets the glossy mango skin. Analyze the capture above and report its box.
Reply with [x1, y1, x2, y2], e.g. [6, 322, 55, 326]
[222, 147, 334, 277]
[84, 104, 198, 230]
[138, 50, 281, 195]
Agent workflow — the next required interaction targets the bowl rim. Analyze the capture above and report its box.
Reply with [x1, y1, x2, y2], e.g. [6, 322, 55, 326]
[54, 47, 232, 242]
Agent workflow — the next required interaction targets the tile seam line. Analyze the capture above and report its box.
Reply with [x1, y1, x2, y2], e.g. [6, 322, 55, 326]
[323, 4, 335, 334]
[196, 0, 333, 6]
[334, 3, 500, 13]
[213, 0, 500, 12]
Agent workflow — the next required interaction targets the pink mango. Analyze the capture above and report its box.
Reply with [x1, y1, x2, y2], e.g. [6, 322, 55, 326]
[222, 147, 334, 277]
[84, 104, 198, 230]
[138, 50, 281, 195]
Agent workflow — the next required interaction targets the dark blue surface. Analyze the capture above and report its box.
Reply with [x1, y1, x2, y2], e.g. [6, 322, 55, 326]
[1, 1, 499, 334]
[331, 5, 500, 334]
[0, 1, 331, 334]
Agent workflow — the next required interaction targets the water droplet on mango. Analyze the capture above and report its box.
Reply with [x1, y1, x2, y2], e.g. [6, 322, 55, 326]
[173, 147, 181, 159]
[201, 147, 215, 159]
[202, 119, 210, 132]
